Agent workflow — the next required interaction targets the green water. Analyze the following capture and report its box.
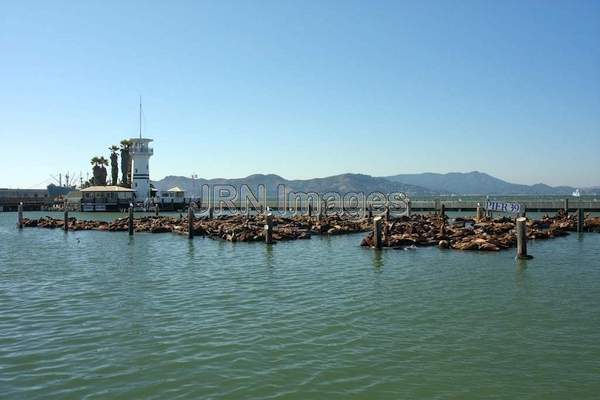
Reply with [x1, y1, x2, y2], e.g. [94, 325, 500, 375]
[1, 212, 599, 399]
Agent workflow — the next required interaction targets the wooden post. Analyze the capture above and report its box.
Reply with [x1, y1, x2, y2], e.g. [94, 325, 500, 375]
[407, 200, 411, 217]
[188, 206, 194, 239]
[318, 198, 325, 221]
[155, 204, 159, 217]
[128, 206, 134, 236]
[368, 204, 373, 220]
[440, 205, 446, 236]
[476, 203, 483, 221]
[384, 204, 390, 221]
[383, 218, 390, 246]
[17, 202, 23, 229]
[63, 200, 69, 232]
[373, 216, 383, 249]
[208, 206, 213, 219]
[516, 217, 532, 259]
[577, 208, 584, 233]
[264, 213, 273, 244]
[308, 203, 312, 218]
[564, 198, 569, 213]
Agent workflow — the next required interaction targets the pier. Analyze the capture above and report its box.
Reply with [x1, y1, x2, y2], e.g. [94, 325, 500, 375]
[177, 198, 600, 213]
[405, 199, 600, 213]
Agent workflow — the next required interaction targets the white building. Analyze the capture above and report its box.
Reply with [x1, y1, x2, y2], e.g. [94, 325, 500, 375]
[156, 186, 187, 208]
[129, 138, 153, 202]
[80, 186, 135, 211]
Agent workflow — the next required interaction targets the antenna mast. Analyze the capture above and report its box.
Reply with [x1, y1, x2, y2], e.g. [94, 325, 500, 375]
[139, 95, 142, 139]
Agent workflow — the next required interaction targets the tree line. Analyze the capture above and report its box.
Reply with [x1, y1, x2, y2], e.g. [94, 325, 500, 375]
[85, 139, 133, 187]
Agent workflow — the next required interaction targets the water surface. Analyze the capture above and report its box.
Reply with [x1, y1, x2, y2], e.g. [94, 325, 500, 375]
[1, 212, 599, 399]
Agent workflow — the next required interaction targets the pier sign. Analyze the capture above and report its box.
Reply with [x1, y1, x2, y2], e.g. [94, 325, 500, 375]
[486, 200, 522, 214]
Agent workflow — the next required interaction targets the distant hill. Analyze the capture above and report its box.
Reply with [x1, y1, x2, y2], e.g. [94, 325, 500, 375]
[153, 173, 444, 197]
[153, 171, 598, 197]
[384, 171, 584, 195]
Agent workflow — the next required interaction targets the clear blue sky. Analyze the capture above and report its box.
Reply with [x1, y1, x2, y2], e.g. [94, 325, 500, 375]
[1, 0, 599, 188]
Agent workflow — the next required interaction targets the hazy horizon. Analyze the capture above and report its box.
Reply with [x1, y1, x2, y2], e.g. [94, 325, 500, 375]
[1, 1, 599, 188]
[153, 170, 597, 189]
[2, 164, 600, 191]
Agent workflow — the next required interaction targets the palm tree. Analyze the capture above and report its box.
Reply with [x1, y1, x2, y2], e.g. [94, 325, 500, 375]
[109, 145, 119, 185]
[120, 139, 132, 186]
[90, 156, 101, 185]
[90, 156, 109, 186]
[99, 156, 108, 185]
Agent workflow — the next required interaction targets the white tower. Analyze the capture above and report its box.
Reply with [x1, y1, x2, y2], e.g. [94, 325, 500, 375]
[129, 137, 153, 202]
[129, 97, 154, 202]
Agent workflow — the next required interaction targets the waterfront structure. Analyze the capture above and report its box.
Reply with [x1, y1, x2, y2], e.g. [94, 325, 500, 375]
[0, 188, 50, 211]
[129, 138, 154, 203]
[153, 186, 187, 211]
[156, 186, 186, 204]
[80, 186, 135, 211]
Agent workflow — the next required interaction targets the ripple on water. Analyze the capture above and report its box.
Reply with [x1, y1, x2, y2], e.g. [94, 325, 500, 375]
[1, 213, 600, 399]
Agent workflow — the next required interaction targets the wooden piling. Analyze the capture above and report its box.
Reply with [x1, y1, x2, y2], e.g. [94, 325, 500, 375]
[384, 204, 390, 221]
[308, 203, 312, 218]
[407, 200, 411, 217]
[368, 204, 373, 220]
[264, 213, 273, 244]
[516, 217, 532, 259]
[440, 203, 445, 219]
[318, 198, 325, 221]
[128, 206, 134, 236]
[383, 218, 390, 246]
[373, 216, 383, 249]
[564, 198, 569, 213]
[188, 206, 194, 239]
[476, 203, 483, 221]
[17, 202, 23, 229]
[208, 206, 214, 219]
[577, 208, 584, 233]
[63, 200, 69, 232]
[155, 204, 159, 217]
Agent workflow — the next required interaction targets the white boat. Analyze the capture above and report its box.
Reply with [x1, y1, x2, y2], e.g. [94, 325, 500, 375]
[572, 189, 581, 197]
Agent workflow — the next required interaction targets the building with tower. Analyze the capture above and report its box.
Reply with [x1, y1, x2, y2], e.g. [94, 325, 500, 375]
[129, 137, 153, 202]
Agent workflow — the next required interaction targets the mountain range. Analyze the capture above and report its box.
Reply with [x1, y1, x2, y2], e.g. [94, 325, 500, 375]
[152, 171, 597, 196]
[384, 171, 589, 195]
[153, 173, 442, 197]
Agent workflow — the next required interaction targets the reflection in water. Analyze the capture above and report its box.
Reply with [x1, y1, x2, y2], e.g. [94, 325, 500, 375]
[372, 249, 384, 270]
[264, 243, 274, 268]
[320, 234, 333, 250]
[515, 258, 528, 287]
[187, 239, 195, 260]
[515, 257, 528, 271]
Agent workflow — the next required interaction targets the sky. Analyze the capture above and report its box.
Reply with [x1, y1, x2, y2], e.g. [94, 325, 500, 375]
[1, 0, 599, 188]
